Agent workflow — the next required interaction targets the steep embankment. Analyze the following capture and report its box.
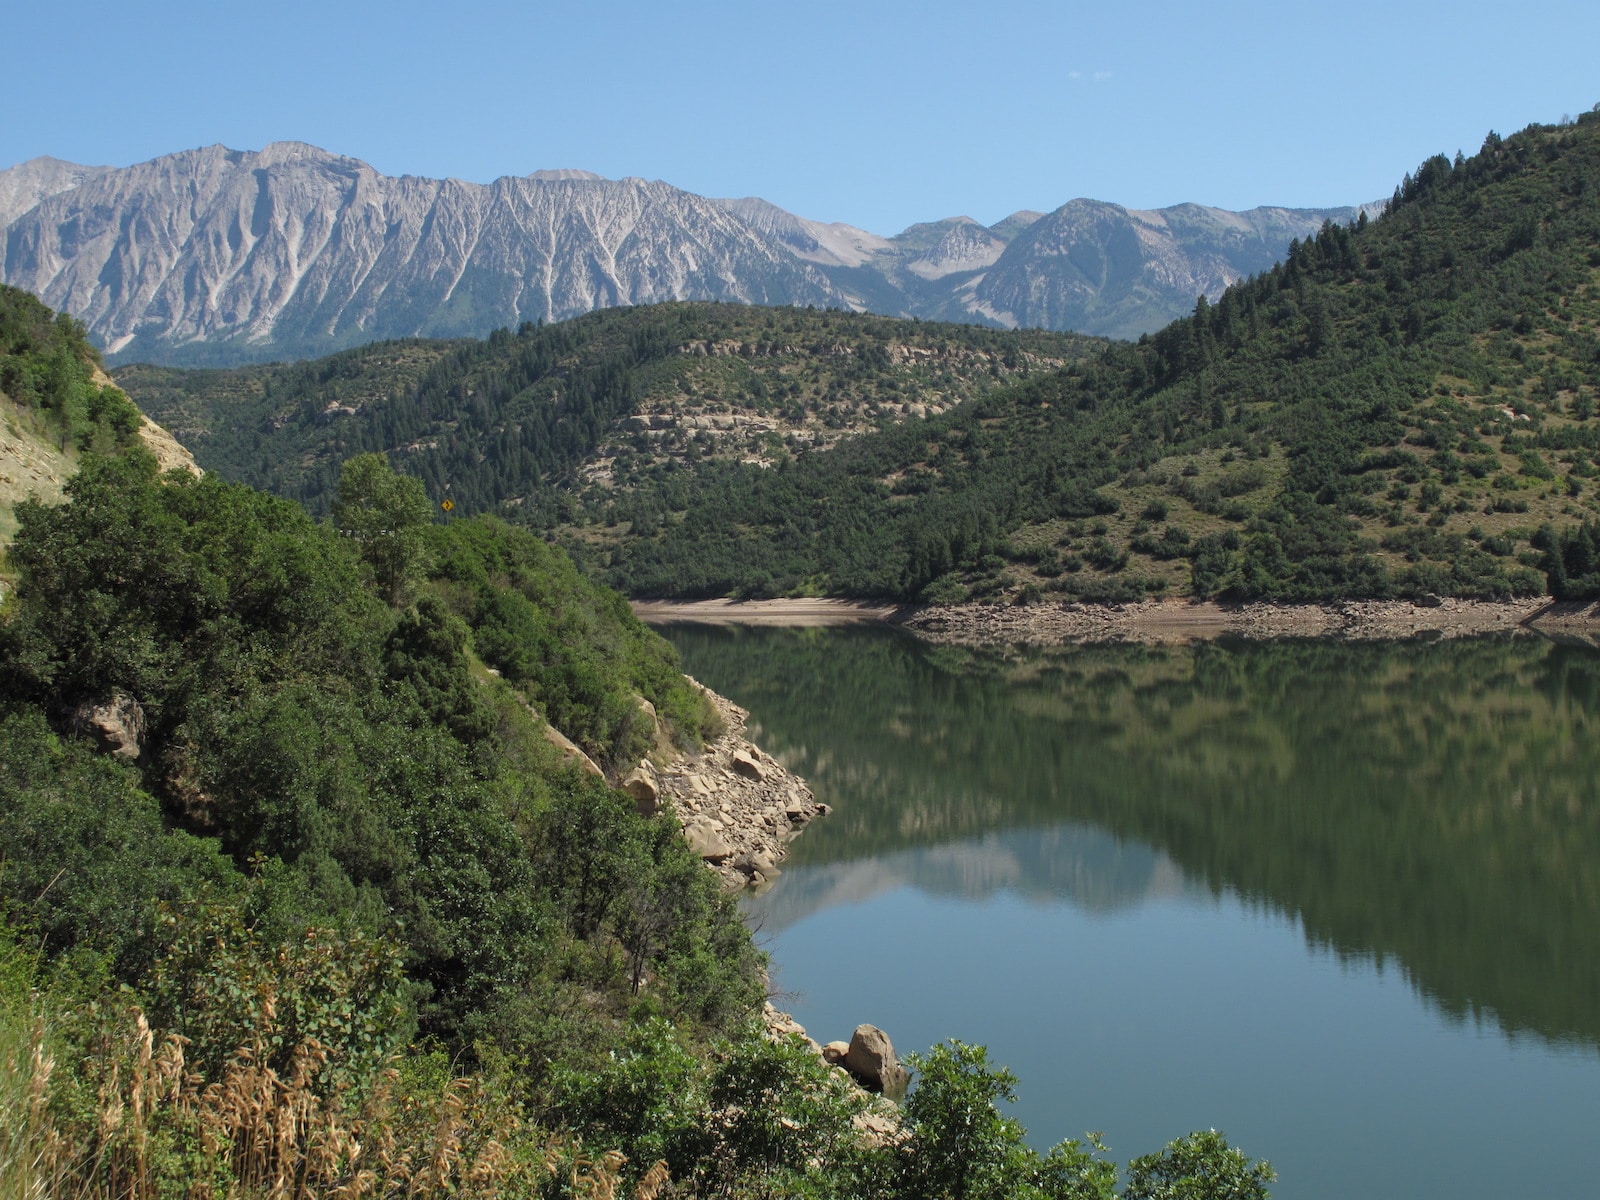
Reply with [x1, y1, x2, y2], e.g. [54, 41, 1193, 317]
[0, 285, 194, 547]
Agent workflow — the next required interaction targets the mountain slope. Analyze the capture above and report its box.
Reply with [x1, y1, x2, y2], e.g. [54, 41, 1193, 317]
[0, 284, 195, 547]
[586, 115, 1600, 602]
[957, 199, 1385, 339]
[0, 155, 113, 227]
[0, 143, 851, 366]
[5, 142, 1368, 363]
[114, 304, 1101, 522]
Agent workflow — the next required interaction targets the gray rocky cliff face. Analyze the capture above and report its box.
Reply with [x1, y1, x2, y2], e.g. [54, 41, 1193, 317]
[1, 141, 1378, 362]
[0, 143, 848, 363]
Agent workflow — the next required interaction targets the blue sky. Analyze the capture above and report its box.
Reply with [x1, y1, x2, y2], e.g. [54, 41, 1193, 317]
[8, 0, 1598, 234]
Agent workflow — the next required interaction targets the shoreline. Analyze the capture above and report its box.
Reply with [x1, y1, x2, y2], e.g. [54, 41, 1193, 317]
[655, 681, 827, 890]
[652, 683, 904, 1132]
[630, 597, 910, 626]
[636, 595, 1600, 644]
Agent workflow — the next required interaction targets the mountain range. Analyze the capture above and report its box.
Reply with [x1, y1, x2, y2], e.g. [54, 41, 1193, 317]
[0, 141, 1375, 365]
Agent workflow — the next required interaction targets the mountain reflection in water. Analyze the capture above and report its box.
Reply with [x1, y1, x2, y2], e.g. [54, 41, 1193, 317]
[748, 823, 1195, 933]
[664, 625, 1600, 1051]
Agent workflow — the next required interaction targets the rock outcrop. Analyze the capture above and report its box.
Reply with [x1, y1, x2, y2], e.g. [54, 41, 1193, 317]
[540, 720, 604, 777]
[762, 1005, 906, 1145]
[0, 143, 848, 364]
[69, 692, 145, 760]
[648, 682, 827, 888]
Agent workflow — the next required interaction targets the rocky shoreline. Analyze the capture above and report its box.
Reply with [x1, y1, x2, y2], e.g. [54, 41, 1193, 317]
[635, 595, 1600, 645]
[625, 682, 904, 1133]
[629, 681, 829, 890]
[900, 595, 1600, 645]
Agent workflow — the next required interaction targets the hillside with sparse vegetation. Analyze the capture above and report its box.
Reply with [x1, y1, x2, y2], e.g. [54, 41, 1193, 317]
[116, 305, 1102, 527]
[583, 113, 1600, 603]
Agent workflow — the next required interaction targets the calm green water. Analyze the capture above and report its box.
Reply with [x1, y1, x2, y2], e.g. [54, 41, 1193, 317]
[661, 625, 1600, 1200]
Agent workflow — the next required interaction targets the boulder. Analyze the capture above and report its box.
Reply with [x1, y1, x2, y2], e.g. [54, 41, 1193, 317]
[731, 749, 767, 781]
[732, 849, 780, 880]
[683, 819, 734, 862]
[821, 1040, 851, 1064]
[623, 764, 660, 814]
[844, 1024, 910, 1095]
[542, 723, 603, 777]
[70, 693, 145, 760]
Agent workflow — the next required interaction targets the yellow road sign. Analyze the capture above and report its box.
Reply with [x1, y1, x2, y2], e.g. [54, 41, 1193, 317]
[441, 499, 455, 512]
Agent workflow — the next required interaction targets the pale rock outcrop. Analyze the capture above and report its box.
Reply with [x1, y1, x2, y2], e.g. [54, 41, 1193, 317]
[683, 819, 734, 862]
[1, 143, 1374, 361]
[0, 143, 847, 363]
[730, 749, 767, 781]
[542, 722, 603, 777]
[622, 762, 661, 814]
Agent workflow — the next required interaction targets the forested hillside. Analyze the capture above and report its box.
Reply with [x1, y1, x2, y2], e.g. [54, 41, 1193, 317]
[117, 304, 1099, 523]
[0, 284, 147, 541]
[587, 114, 1600, 602]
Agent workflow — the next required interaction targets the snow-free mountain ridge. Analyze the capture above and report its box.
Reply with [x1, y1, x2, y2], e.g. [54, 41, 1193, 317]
[0, 143, 1377, 364]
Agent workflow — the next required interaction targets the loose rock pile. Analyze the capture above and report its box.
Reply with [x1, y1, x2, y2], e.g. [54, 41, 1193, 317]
[645, 682, 830, 889]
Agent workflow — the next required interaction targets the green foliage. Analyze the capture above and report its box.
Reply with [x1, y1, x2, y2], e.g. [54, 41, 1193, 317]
[334, 451, 434, 605]
[0, 454, 760, 1067]
[144, 891, 411, 1092]
[0, 284, 143, 454]
[119, 304, 1099, 527]
[555, 1022, 869, 1197]
[427, 513, 720, 765]
[1534, 518, 1600, 597]
[894, 1040, 1036, 1200]
[553, 118, 1600, 602]
[1123, 1130, 1274, 1200]
[0, 707, 242, 978]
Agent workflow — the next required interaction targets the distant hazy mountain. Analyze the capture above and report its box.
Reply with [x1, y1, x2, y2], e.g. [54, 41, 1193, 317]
[0, 142, 1375, 364]
[954, 198, 1386, 341]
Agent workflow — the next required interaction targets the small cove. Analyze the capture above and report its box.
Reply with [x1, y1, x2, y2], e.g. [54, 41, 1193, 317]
[660, 624, 1600, 1200]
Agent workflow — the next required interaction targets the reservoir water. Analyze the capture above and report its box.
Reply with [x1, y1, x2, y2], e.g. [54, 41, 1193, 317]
[659, 625, 1600, 1200]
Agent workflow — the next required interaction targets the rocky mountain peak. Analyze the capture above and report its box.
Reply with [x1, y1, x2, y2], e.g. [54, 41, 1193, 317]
[526, 168, 606, 181]
[0, 156, 114, 228]
[0, 141, 1377, 361]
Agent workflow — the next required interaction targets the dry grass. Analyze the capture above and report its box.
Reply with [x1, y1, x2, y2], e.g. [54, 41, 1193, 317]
[0, 1005, 671, 1200]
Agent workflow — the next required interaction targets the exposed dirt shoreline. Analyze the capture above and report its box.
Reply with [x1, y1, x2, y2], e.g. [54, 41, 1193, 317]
[631, 598, 908, 626]
[636, 595, 1600, 644]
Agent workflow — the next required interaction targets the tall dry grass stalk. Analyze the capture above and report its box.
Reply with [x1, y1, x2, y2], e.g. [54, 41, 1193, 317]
[0, 1011, 57, 1200]
[0, 1004, 668, 1200]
